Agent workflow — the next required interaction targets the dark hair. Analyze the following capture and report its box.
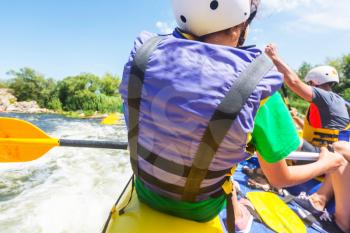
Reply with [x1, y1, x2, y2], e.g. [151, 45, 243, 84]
[200, 1, 260, 45]
[198, 27, 234, 42]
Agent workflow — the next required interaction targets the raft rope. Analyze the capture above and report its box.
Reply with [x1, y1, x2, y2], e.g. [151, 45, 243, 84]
[101, 174, 135, 233]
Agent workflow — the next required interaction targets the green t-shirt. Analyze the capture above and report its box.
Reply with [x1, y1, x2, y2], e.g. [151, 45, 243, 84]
[251, 92, 300, 163]
[135, 92, 300, 221]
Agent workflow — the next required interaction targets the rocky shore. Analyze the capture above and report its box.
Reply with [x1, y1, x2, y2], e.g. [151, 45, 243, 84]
[0, 88, 54, 114]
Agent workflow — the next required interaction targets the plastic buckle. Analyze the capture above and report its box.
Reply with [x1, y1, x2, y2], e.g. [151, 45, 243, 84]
[222, 179, 233, 195]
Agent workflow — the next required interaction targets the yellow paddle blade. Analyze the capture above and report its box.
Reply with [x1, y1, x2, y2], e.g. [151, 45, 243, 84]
[246, 192, 306, 233]
[101, 113, 121, 125]
[0, 117, 59, 162]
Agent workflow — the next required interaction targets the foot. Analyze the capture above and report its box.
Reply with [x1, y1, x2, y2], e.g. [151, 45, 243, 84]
[247, 177, 270, 192]
[294, 192, 324, 217]
[309, 194, 327, 211]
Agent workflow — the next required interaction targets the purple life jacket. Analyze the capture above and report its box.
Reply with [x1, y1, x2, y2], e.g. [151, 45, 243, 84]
[120, 31, 283, 201]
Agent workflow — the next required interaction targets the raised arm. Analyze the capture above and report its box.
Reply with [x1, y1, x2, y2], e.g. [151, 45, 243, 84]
[265, 44, 313, 102]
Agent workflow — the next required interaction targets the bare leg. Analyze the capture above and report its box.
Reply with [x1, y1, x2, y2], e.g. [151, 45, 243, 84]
[230, 185, 254, 232]
[331, 162, 350, 232]
[231, 186, 242, 219]
[309, 175, 333, 211]
[297, 139, 333, 210]
[334, 141, 350, 163]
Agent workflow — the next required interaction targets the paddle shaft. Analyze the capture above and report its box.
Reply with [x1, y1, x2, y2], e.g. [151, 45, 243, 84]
[60, 138, 320, 160]
[59, 139, 319, 161]
[59, 139, 128, 150]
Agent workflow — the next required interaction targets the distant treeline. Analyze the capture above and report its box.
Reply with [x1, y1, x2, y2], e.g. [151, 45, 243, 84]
[0, 53, 349, 115]
[0, 68, 122, 115]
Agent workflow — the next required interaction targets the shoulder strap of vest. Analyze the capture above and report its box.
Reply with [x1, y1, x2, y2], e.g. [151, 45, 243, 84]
[127, 36, 164, 176]
[182, 53, 274, 201]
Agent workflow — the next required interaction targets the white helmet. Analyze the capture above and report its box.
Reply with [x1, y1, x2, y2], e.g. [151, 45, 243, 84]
[305, 66, 339, 86]
[171, 0, 254, 37]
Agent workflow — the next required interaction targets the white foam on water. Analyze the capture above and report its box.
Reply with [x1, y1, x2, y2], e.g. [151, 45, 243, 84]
[0, 115, 131, 233]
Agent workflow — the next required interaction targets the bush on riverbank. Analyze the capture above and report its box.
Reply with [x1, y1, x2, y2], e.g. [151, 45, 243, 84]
[8, 68, 56, 108]
[0, 80, 8, 88]
[5, 68, 122, 114]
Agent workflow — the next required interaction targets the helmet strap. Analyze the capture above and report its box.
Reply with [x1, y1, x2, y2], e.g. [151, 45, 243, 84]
[238, 23, 249, 47]
[238, 10, 257, 47]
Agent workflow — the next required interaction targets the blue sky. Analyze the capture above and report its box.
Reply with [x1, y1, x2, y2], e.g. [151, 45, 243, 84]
[0, 0, 349, 80]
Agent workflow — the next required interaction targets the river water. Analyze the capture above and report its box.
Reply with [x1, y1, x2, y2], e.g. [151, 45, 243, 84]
[0, 113, 131, 233]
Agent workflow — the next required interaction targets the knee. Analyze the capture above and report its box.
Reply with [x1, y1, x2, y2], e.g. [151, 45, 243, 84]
[333, 141, 341, 152]
[333, 141, 348, 153]
[333, 141, 350, 164]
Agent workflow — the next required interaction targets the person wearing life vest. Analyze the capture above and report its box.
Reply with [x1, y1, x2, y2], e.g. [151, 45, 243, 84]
[265, 44, 350, 233]
[304, 66, 349, 147]
[120, 1, 346, 232]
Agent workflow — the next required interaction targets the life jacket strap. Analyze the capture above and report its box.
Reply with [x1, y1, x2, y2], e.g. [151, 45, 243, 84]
[314, 132, 339, 139]
[221, 175, 237, 233]
[137, 143, 231, 179]
[127, 36, 166, 176]
[183, 53, 274, 202]
[226, 191, 235, 233]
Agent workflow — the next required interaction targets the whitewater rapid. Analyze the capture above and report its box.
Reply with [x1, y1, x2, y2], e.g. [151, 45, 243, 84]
[0, 113, 131, 233]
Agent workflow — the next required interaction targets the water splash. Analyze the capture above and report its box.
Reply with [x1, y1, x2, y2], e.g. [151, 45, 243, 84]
[0, 113, 131, 233]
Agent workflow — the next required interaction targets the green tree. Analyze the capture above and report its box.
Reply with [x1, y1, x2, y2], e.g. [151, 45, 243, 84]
[56, 73, 121, 113]
[296, 62, 313, 80]
[341, 54, 350, 80]
[47, 97, 62, 111]
[56, 73, 100, 108]
[340, 88, 350, 101]
[0, 80, 7, 88]
[100, 73, 121, 96]
[337, 54, 350, 93]
[7, 68, 57, 108]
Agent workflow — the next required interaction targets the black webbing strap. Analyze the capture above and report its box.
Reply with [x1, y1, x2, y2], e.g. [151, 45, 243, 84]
[138, 144, 231, 179]
[127, 36, 164, 176]
[226, 192, 235, 233]
[182, 53, 274, 201]
[312, 138, 336, 145]
[314, 132, 339, 139]
[138, 168, 227, 196]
